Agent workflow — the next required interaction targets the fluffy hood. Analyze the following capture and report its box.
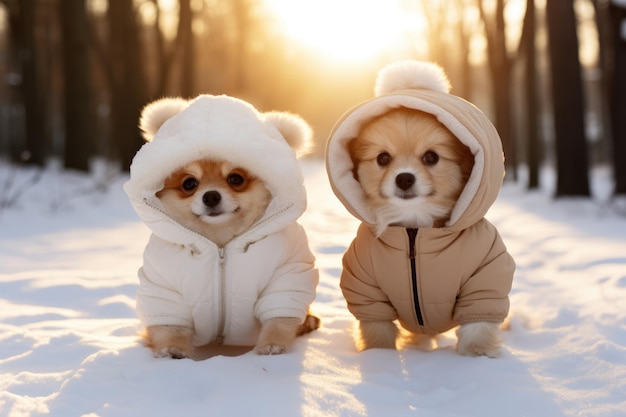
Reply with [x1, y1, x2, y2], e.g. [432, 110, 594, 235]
[325, 61, 506, 232]
[124, 94, 313, 246]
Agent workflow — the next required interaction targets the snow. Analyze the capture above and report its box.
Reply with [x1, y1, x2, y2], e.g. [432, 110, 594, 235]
[1, 159, 625, 417]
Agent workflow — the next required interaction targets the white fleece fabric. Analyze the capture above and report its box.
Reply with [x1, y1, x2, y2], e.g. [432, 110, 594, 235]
[124, 94, 319, 346]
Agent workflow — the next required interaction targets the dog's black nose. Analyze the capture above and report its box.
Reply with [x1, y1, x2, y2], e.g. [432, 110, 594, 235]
[395, 173, 415, 191]
[203, 191, 221, 207]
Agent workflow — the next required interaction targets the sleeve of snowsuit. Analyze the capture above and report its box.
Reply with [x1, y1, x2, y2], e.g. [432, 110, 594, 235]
[340, 229, 399, 322]
[453, 229, 515, 325]
[136, 235, 194, 329]
[254, 223, 319, 324]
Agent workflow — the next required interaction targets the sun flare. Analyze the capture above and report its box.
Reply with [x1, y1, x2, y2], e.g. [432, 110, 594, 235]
[265, 0, 424, 62]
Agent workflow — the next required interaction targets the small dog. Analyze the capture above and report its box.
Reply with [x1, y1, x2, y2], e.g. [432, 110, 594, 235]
[125, 95, 320, 360]
[327, 61, 514, 358]
[348, 108, 502, 357]
[149, 158, 319, 358]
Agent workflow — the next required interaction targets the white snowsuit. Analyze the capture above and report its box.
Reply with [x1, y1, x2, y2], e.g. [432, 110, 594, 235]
[124, 95, 319, 346]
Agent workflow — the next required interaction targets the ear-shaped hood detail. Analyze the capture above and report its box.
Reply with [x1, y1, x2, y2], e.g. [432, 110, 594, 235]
[325, 60, 506, 232]
[139, 97, 190, 142]
[124, 94, 313, 246]
[262, 111, 314, 157]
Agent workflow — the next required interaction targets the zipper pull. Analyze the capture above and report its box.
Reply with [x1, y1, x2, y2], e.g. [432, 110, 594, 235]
[407, 228, 418, 259]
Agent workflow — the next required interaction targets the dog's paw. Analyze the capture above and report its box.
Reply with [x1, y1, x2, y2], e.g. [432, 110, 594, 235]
[457, 342, 500, 358]
[255, 317, 302, 355]
[357, 320, 399, 351]
[297, 314, 321, 336]
[456, 322, 502, 358]
[145, 325, 194, 359]
[153, 346, 193, 359]
[255, 343, 287, 355]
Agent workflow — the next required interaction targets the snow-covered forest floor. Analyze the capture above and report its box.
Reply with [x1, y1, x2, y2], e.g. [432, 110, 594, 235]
[1, 160, 625, 417]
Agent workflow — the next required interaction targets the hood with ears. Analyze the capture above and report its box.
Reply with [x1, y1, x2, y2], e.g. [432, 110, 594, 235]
[124, 94, 313, 245]
[325, 61, 506, 232]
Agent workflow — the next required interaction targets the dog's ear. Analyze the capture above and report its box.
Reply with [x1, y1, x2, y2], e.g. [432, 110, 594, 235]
[139, 97, 189, 142]
[263, 111, 314, 157]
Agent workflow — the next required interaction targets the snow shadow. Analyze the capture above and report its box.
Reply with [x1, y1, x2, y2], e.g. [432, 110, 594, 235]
[35, 340, 316, 417]
[348, 347, 567, 417]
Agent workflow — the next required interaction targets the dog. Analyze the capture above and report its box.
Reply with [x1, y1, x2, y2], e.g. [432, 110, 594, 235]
[148, 158, 319, 359]
[348, 108, 502, 357]
[124, 95, 320, 360]
[325, 61, 515, 358]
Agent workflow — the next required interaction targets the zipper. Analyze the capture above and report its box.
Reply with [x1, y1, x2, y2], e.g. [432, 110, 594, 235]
[141, 196, 295, 343]
[210, 206, 294, 343]
[406, 228, 424, 326]
[215, 246, 226, 344]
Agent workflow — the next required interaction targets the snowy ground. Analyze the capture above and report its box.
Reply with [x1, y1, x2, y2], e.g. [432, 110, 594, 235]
[1, 159, 625, 417]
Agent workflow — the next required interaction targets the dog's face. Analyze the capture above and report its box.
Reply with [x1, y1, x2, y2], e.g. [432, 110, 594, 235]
[349, 108, 474, 231]
[157, 159, 272, 246]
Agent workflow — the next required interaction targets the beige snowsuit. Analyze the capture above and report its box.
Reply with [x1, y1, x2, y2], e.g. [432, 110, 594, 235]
[325, 63, 515, 334]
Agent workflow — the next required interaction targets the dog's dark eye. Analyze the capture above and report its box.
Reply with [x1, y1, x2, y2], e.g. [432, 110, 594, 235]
[182, 177, 198, 191]
[227, 173, 245, 187]
[377, 152, 392, 166]
[422, 151, 439, 166]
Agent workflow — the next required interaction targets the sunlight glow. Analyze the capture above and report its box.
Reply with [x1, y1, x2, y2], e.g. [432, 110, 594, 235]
[265, 0, 425, 62]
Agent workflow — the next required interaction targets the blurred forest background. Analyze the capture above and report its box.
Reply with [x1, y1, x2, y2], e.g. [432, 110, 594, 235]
[0, 0, 625, 198]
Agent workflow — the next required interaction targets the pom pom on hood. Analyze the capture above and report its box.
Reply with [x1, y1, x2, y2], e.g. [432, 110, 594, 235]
[374, 60, 451, 96]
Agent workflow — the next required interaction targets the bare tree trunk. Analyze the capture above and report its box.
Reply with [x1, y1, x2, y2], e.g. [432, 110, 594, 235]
[59, 0, 93, 171]
[609, 3, 626, 195]
[8, 0, 47, 165]
[591, 0, 614, 165]
[545, 0, 590, 197]
[522, 0, 540, 189]
[179, 0, 194, 97]
[149, 0, 194, 98]
[457, 3, 472, 100]
[478, 0, 516, 180]
[231, 0, 250, 93]
[108, 0, 146, 170]
[149, 0, 168, 96]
